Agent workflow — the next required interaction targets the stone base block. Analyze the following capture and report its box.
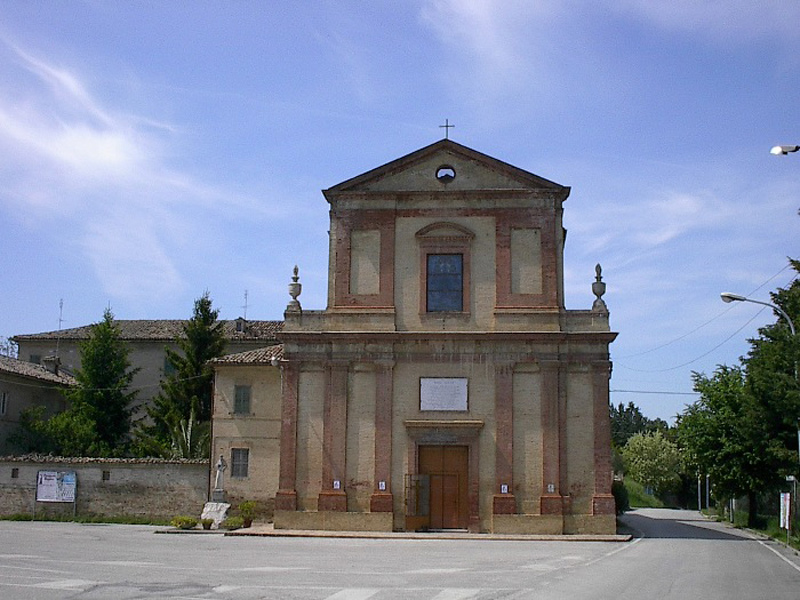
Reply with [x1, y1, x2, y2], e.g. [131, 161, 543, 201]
[273, 510, 393, 532]
[318, 491, 347, 512]
[492, 494, 517, 514]
[592, 494, 616, 516]
[369, 492, 393, 513]
[492, 514, 564, 535]
[540, 494, 567, 515]
[274, 490, 297, 511]
[564, 513, 616, 535]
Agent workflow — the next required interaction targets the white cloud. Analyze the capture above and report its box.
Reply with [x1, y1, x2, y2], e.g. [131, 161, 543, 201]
[614, 1, 800, 46]
[0, 40, 267, 306]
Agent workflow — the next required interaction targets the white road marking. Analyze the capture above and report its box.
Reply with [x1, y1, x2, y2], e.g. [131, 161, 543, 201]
[758, 540, 800, 573]
[33, 579, 97, 590]
[584, 536, 642, 566]
[324, 589, 380, 600]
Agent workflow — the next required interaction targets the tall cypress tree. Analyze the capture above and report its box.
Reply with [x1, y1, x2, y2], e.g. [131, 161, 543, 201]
[139, 292, 226, 453]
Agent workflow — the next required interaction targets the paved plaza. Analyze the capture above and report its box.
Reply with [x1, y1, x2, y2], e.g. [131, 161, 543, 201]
[1, 509, 799, 599]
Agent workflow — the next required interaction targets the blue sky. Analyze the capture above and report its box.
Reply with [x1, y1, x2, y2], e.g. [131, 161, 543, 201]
[0, 1, 797, 423]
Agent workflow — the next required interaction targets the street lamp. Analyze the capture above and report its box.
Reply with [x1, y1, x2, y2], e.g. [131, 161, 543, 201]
[721, 292, 796, 336]
[722, 291, 799, 520]
[770, 145, 800, 156]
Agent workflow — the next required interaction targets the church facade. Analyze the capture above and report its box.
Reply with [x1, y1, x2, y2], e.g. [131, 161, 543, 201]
[210, 139, 617, 534]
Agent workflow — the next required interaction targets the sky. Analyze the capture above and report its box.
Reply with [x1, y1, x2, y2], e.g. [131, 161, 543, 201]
[0, 1, 798, 424]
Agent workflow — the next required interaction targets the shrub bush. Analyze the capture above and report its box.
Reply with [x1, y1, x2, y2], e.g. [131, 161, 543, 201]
[170, 515, 198, 530]
[221, 516, 244, 530]
[612, 479, 630, 514]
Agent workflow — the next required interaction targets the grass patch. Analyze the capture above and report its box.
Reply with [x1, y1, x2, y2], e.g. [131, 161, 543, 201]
[0, 513, 170, 526]
[624, 479, 665, 509]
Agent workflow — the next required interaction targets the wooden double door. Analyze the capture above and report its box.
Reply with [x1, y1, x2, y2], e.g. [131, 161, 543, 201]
[418, 445, 469, 530]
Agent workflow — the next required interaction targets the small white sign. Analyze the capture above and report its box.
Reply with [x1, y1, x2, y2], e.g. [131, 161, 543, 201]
[333, 479, 341, 490]
[378, 481, 386, 491]
[420, 378, 468, 411]
[501, 484, 509, 494]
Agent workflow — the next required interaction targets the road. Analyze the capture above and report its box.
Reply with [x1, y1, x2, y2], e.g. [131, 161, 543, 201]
[1, 508, 799, 599]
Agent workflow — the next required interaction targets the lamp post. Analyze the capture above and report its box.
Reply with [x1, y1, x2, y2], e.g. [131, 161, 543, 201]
[770, 145, 800, 156]
[720, 292, 796, 336]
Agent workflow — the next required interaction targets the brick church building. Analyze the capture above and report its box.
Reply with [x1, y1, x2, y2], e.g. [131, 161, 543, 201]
[211, 138, 617, 534]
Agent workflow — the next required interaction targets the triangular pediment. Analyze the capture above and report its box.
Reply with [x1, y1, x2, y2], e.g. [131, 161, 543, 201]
[323, 139, 567, 197]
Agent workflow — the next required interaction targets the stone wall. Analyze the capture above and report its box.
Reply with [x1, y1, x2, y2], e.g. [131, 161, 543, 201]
[0, 456, 209, 521]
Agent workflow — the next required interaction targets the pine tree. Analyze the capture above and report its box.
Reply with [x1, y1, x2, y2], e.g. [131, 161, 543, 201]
[136, 292, 225, 456]
[13, 309, 139, 456]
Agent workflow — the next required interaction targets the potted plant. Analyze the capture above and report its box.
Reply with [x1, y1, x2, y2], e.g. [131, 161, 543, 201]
[238, 501, 257, 527]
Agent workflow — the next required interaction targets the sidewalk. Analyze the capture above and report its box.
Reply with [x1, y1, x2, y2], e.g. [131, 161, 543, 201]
[223, 521, 631, 542]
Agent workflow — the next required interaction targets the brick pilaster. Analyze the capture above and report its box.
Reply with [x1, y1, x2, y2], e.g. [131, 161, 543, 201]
[540, 361, 563, 515]
[319, 362, 348, 512]
[275, 362, 299, 511]
[493, 361, 516, 514]
[371, 361, 394, 512]
[592, 360, 615, 515]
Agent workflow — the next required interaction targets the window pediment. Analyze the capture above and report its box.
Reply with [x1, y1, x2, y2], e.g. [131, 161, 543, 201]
[415, 222, 475, 244]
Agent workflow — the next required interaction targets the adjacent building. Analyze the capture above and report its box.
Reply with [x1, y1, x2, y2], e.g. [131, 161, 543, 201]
[211, 139, 617, 534]
[13, 319, 282, 415]
[0, 355, 76, 454]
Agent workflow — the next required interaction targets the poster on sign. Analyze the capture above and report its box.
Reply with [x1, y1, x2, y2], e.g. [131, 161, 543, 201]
[780, 492, 791, 530]
[36, 471, 77, 503]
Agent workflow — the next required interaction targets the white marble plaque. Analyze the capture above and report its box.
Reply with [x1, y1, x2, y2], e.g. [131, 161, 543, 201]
[420, 378, 468, 411]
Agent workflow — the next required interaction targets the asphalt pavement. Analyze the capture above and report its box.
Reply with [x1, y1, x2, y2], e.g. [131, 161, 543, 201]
[1, 508, 799, 599]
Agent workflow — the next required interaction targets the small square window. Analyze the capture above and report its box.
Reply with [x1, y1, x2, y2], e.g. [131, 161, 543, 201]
[102, 470, 111, 481]
[29, 354, 41, 365]
[11, 468, 19, 479]
[231, 448, 249, 478]
[233, 385, 251, 415]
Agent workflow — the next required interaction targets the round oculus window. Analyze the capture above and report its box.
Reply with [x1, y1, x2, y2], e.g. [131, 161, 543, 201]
[435, 165, 456, 183]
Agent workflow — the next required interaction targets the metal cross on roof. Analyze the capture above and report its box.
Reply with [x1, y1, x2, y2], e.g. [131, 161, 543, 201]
[439, 119, 454, 139]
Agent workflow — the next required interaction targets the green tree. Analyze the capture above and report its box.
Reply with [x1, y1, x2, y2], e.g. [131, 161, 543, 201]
[742, 259, 800, 473]
[622, 430, 682, 496]
[136, 292, 225, 456]
[679, 366, 785, 526]
[677, 258, 800, 526]
[12, 309, 138, 456]
[610, 401, 669, 448]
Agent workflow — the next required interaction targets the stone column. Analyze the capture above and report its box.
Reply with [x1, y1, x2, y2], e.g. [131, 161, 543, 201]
[275, 362, 299, 511]
[592, 360, 615, 515]
[493, 361, 516, 514]
[370, 361, 394, 512]
[539, 360, 564, 516]
[318, 361, 348, 512]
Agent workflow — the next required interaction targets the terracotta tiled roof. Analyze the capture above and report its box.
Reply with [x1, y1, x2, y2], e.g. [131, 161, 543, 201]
[13, 319, 284, 343]
[0, 355, 77, 386]
[211, 344, 283, 365]
[0, 454, 206, 464]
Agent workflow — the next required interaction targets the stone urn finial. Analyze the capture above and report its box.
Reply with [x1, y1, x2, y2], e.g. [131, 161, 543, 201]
[592, 263, 608, 312]
[287, 265, 302, 312]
